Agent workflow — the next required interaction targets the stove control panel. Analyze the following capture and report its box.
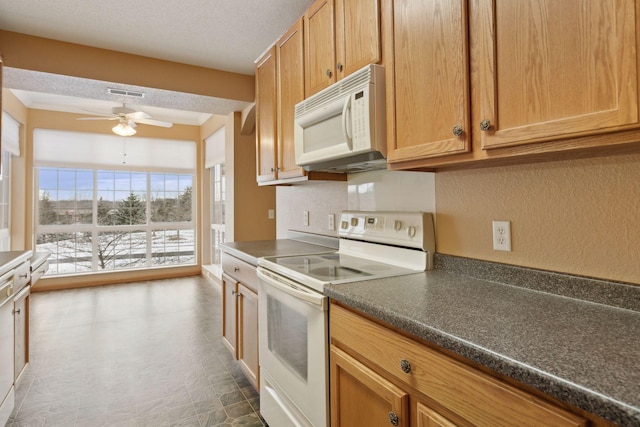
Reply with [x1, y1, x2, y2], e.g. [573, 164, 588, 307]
[339, 211, 435, 253]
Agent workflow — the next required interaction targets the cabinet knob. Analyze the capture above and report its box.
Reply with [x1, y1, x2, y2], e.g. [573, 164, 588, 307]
[326, 69, 332, 77]
[270, 167, 274, 172]
[231, 290, 237, 295]
[13, 309, 21, 315]
[389, 412, 399, 426]
[234, 267, 240, 272]
[452, 125, 463, 137]
[400, 359, 411, 373]
[479, 119, 492, 131]
[336, 62, 343, 71]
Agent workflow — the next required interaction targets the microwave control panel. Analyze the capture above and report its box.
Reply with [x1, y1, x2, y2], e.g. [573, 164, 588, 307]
[350, 88, 371, 152]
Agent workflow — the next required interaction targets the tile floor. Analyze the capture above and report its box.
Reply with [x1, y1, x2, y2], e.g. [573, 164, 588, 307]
[7, 275, 265, 427]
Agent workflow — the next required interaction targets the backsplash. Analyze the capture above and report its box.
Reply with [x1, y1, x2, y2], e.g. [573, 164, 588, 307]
[276, 170, 436, 238]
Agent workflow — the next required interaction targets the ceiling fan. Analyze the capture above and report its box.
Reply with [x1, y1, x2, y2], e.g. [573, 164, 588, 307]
[77, 104, 173, 136]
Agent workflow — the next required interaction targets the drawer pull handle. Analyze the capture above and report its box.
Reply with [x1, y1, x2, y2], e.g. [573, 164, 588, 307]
[234, 267, 240, 272]
[400, 359, 411, 373]
[389, 412, 399, 426]
[19, 274, 28, 279]
[13, 309, 21, 315]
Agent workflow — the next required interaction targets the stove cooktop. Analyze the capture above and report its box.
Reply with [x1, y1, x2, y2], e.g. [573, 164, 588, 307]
[258, 251, 422, 293]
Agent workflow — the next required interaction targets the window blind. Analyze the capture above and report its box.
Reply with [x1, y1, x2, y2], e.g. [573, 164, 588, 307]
[34, 129, 195, 171]
[1, 111, 20, 156]
[205, 127, 225, 169]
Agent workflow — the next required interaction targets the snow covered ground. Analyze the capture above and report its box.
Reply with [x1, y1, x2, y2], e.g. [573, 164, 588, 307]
[37, 229, 195, 275]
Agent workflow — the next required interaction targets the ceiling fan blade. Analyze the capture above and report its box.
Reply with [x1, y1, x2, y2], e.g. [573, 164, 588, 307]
[77, 117, 119, 121]
[135, 118, 174, 128]
[128, 111, 151, 121]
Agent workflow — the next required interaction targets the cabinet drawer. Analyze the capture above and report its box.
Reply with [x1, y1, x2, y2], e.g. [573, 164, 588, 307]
[330, 304, 586, 427]
[221, 253, 258, 292]
[13, 261, 31, 291]
[30, 260, 49, 285]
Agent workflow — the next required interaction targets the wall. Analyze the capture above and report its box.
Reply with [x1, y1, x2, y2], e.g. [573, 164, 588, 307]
[0, 30, 254, 102]
[435, 154, 640, 285]
[276, 170, 436, 238]
[228, 112, 276, 242]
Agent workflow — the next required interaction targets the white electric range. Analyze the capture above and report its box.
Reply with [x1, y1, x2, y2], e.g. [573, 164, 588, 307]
[257, 210, 436, 427]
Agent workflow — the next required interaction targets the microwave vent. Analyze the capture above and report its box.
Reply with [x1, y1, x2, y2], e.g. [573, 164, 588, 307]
[295, 65, 381, 116]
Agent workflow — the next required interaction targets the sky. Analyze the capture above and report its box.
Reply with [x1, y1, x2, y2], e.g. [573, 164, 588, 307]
[38, 168, 193, 202]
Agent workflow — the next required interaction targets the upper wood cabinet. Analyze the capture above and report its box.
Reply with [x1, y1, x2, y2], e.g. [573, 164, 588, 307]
[255, 19, 347, 185]
[476, 0, 640, 149]
[255, 46, 278, 183]
[304, 0, 382, 97]
[276, 20, 307, 180]
[255, 30, 307, 184]
[383, 0, 471, 165]
[385, 0, 640, 169]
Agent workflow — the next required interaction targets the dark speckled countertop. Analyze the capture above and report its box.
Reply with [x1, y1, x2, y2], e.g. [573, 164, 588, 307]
[325, 256, 640, 426]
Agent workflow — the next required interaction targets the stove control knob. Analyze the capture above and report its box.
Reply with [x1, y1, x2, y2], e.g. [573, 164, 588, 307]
[340, 220, 349, 230]
[407, 226, 417, 238]
[350, 217, 359, 227]
[393, 220, 403, 231]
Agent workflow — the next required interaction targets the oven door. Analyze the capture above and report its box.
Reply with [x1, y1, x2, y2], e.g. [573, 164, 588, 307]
[257, 267, 329, 427]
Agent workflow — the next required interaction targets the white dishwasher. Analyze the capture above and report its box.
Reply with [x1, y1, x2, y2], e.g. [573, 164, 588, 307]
[0, 270, 15, 427]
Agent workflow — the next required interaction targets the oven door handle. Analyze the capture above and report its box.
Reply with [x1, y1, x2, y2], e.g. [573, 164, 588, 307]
[257, 268, 326, 309]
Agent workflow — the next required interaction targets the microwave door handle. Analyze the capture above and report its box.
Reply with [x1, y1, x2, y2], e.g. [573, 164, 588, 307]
[341, 96, 353, 149]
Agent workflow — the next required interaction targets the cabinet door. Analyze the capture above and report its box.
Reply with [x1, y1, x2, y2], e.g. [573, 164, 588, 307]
[277, 19, 306, 180]
[14, 291, 28, 380]
[384, 0, 471, 164]
[416, 402, 459, 427]
[237, 283, 259, 391]
[305, 0, 336, 97]
[221, 274, 238, 358]
[335, 0, 382, 80]
[256, 46, 278, 183]
[331, 344, 409, 427]
[477, 0, 640, 149]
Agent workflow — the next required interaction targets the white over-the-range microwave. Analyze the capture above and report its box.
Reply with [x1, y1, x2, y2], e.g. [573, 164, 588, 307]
[294, 64, 387, 173]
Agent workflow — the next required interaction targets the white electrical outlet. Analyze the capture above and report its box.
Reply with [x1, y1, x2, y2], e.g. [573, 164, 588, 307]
[492, 220, 512, 251]
[328, 214, 335, 231]
[303, 210, 310, 226]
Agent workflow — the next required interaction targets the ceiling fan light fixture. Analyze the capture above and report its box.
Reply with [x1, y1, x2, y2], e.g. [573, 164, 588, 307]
[112, 122, 137, 136]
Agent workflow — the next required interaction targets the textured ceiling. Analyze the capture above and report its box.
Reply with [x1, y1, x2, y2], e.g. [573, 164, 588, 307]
[0, 0, 315, 122]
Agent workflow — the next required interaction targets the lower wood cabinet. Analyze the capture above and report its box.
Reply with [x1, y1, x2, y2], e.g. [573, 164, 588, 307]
[221, 274, 238, 357]
[331, 344, 409, 427]
[330, 303, 589, 427]
[13, 287, 29, 382]
[221, 253, 260, 391]
[237, 283, 258, 389]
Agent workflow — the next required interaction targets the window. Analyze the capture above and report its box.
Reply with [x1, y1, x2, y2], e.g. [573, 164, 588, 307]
[211, 163, 225, 265]
[34, 129, 196, 276]
[205, 127, 226, 267]
[36, 168, 195, 275]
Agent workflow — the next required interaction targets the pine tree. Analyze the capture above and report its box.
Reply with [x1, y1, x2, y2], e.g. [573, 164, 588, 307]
[176, 186, 192, 222]
[39, 191, 58, 225]
[115, 192, 146, 225]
